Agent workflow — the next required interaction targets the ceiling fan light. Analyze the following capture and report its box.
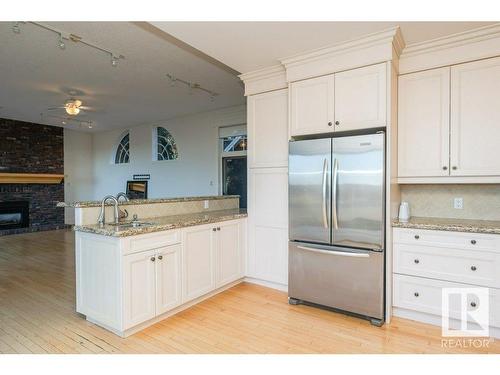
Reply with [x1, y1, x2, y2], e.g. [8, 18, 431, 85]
[65, 106, 80, 116]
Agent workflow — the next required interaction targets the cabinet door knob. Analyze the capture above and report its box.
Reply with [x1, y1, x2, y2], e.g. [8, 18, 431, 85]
[452, 166, 457, 170]
[213, 228, 217, 232]
[414, 235, 420, 240]
[328, 121, 333, 126]
[471, 240, 477, 245]
[335, 121, 340, 126]
[471, 265, 477, 271]
[414, 259, 420, 264]
[442, 166, 448, 170]
[470, 301, 477, 308]
[158, 255, 163, 260]
[414, 292, 419, 297]
[217, 227, 221, 231]
[150, 257, 155, 262]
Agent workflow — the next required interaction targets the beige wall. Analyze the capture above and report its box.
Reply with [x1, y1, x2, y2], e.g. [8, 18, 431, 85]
[400, 184, 500, 221]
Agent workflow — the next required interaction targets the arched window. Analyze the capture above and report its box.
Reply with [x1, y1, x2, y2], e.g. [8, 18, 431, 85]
[115, 132, 130, 164]
[155, 126, 178, 161]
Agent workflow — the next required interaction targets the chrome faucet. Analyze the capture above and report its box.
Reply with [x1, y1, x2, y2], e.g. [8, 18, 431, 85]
[116, 192, 129, 202]
[97, 195, 119, 227]
[116, 192, 129, 221]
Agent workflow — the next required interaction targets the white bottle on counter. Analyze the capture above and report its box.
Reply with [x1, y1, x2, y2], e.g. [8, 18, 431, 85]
[398, 201, 410, 223]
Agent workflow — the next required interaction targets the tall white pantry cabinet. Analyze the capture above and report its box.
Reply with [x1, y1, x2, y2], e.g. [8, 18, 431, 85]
[245, 77, 289, 290]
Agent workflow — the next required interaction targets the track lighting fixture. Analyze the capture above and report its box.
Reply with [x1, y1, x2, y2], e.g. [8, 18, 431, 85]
[166, 74, 219, 101]
[12, 22, 21, 34]
[58, 35, 66, 50]
[12, 22, 125, 68]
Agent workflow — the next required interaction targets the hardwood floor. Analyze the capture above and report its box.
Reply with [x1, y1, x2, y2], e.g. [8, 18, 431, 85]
[0, 229, 499, 354]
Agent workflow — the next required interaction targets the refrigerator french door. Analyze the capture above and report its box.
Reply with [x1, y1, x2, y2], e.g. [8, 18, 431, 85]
[288, 132, 385, 325]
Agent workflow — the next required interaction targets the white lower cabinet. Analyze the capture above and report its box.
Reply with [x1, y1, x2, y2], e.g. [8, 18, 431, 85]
[155, 245, 182, 315]
[393, 228, 500, 335]
[76, 218, 246, 336]
[216, 220, 244, 287]
[122, 249, 157, 329]
[122, 245, 182, 330]
[182, 224, 217, 302]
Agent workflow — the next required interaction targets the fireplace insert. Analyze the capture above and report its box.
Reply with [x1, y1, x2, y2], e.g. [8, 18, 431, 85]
[0, 201, 29, 230]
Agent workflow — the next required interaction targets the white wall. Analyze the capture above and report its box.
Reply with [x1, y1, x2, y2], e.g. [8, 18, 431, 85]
[64, 128, 94, 223]
[64, 105, 246, 202]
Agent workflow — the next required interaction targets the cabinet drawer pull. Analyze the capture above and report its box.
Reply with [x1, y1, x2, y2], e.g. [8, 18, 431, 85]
[470, 302, 477, 308]
[158, 255, 163, 260]
[217, 227, 221, 231]
[212, 228, 217, 232]
[414, 235, 420, 240]
[452, 166, 457, 170]
[328, 121, 333, 126]
[150, 257, 155, 262]
[414, 292, 419, 297]
[335, 121, 340, 126]
[471, 265, 477, 271]
[442, 166, 448, 170]
[414, 259, 420, 264]
[471, 240, 477, 245]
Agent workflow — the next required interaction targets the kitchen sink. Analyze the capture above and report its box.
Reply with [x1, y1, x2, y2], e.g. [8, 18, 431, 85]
[108, 221, 155, 229]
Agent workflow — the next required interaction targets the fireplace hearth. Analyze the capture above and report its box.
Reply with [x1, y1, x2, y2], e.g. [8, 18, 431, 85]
[0, 201, 29, 230]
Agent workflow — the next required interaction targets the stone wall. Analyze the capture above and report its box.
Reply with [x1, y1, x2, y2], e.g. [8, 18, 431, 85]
[0, 118, 65, 235]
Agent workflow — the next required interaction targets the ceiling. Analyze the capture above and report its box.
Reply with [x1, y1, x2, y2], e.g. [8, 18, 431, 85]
[0, 22, 245, 132]
[152, 22, 496, 73]
[1, 22, 496, 133]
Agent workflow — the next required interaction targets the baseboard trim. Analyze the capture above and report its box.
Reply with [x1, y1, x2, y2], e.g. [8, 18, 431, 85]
[393, 307, 500, 339]
[244, 277, 288, 292]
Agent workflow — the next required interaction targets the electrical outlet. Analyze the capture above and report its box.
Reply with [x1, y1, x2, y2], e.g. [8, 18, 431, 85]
[204, 200, 209, 209]
[454, 197, 464, 209]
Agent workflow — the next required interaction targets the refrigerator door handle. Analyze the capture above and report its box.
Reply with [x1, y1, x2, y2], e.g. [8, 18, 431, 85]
[332, 158, 339, 230]
[321, 158, 329, 229]
[297, 245, 370, 258]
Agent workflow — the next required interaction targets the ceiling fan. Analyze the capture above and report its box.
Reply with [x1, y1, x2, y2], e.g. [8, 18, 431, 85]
[47, 98, 94, 116]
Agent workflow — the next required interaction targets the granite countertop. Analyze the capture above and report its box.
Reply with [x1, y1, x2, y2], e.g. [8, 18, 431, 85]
[392, 216, 500, 235]
[73, 208, 247, 237]
[58, 195, 239, 208]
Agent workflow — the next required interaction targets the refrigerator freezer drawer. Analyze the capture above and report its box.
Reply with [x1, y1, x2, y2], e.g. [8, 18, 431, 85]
[288, 242, 384, 320]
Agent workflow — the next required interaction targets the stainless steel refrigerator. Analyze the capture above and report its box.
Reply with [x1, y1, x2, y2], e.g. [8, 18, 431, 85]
[288, 132, 385, 326]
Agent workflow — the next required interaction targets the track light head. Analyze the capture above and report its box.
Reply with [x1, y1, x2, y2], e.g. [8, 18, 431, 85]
[59, 39, 66, 50]
[12, 23, 21, 34]
[111, 56, 118, 67]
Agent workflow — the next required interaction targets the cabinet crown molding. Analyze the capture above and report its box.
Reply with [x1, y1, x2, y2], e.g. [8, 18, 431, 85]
[399, 23, 500, 74]
[238, 65, 287, 96]
[280, 26, 405, 82]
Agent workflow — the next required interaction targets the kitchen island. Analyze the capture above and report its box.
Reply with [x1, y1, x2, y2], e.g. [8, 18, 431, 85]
[70, 196, 247, 337]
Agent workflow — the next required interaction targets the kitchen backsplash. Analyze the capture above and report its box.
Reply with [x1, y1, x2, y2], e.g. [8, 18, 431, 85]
[400, 184, 500, 221]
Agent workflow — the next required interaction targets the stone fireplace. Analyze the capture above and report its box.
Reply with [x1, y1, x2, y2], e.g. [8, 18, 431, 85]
[0, 118, 66, 235]
[0, 201, 29, 230]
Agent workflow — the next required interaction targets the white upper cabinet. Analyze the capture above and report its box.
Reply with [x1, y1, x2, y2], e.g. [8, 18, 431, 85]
[248, 89, 289, 168]
[450, 56, 500, 176]
[398, 67, 451, 177]
[334, 63, 387, 131]
[290, 75, 335, 137]
[289, 63, 388, 137]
